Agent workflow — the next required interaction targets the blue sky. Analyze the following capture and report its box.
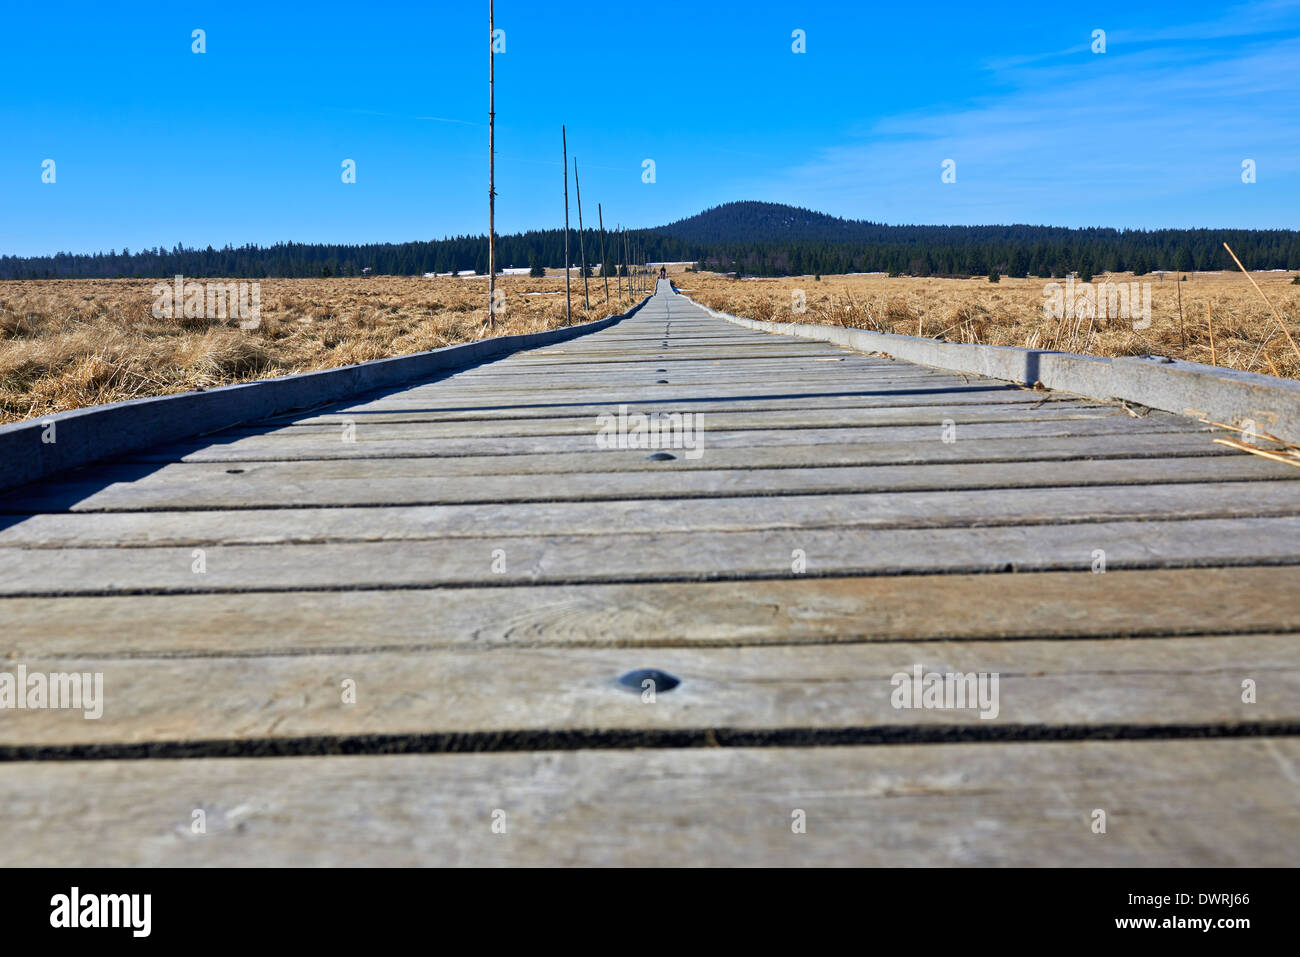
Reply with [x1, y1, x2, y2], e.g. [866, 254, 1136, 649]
[1, 0, 1296, 256]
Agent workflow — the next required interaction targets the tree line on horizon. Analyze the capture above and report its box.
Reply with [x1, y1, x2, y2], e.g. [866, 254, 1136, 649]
[3, 201, 1297, 281]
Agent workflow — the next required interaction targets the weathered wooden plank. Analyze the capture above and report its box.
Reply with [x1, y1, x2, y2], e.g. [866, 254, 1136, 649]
[197, 417, 1207, 449]
[380, 372, 1027, 393]
[1, 739, 1296, 865]
[326, 389, 1070, 415]
[310, 367, 1048, 390]
[268, 401, 1117, 433]
[2, 516, 1299, 594]
[329, 386, 1034, 409]
[484, 361, 887, 374]
[429, 377, 975, 395]
[242, 405, 1125, 439]
[3, 635, 1296, 747]
[5, 482, 1300, 547]
[340, 378, 1031, 400]
[6, 456, 1292, 512]
[117, 419, 1214, 465]
[107, 433, 1244, 469]
[2, 566, 1295, 655]
[435, 366, 967, 384]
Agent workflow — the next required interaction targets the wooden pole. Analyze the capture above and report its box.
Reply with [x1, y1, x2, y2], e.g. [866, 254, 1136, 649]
[562, 126, 571, 325]
[487, 0, 496, 330]
[613, 222, 624, 300]
[598, 203, 610, 304]
[623, 227, 630, 301]
[1176, 276, 1185, 354]
[1208, 300, 1217, 367]
[574, 159, 589, 309]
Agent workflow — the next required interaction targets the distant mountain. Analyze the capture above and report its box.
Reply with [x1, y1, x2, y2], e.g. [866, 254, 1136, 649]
[649, 200, 1300, 278]
[653, 202, 877, 244]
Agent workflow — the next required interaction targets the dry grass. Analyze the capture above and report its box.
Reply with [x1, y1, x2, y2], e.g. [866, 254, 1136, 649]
[7, 269, 1295, 425]
[680, 270, 1300, 381]
[0, 275, 638, 424]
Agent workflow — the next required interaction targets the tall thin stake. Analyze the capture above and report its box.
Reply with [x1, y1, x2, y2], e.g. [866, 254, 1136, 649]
[598, 203, 610, 304]
[1176, 275, 1185, 354]
[574, 160, 589, 309]
[1207, 300, 1217, 367]
[562, 126, 571, 325]
[615, 222, 623, 300]
[487, 0, 496, 330]
[623, 227, 631, 301]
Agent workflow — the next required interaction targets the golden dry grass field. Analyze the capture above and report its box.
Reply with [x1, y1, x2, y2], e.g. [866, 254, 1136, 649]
[681, 270, 1300, 382]
[3, 269, 1297, 425]
[0, 274, 641, 424]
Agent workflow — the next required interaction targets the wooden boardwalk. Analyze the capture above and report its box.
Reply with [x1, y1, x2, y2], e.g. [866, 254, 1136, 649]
[2, 278, 1299, 865]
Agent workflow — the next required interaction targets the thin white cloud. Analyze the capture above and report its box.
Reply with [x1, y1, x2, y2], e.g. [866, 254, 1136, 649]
[768, 19, 1300, 227]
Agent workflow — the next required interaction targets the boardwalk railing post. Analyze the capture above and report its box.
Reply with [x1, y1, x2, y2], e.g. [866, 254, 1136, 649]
[598, 203, 610, 304]
[575, 159, 590, 309]
[486, 0, 496, 330]
[562, 125, 571, 325]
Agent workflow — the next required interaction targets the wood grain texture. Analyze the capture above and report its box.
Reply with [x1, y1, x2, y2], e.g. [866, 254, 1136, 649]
[2, 455, 1293, 512]
[2, 567, 1297, 655]
[3, 516, 1299, 594]
[2, 635, 1296, 746]
[115, 432, 1236, 467]
[1, 739, 1296, 865]
[5, 482, 1300, 547]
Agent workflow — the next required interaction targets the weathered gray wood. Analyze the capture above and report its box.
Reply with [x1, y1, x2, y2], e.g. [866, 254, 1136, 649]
[3, 635, 1296, 747]
[431, 365, 974, 384]
[2, 516, 1299, 594]
[5, 482, 1299, 547]
[269, 400, 1117, 433]
[327, 390, 1079, 415]
[118, 421, 1218, 465]
[296, 377, 1032, 400]
[194, 416, 1205, 448]
[470, 356, 916, 372]
[1, 739, 1296, 865]
[107, 433, 1244, 470]
[4, 566, 1297, 654]
[229, 405, 1128, 439]
[5, 456, 1292, 512]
